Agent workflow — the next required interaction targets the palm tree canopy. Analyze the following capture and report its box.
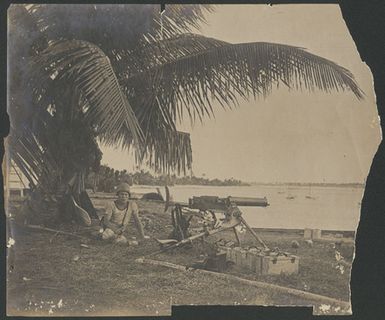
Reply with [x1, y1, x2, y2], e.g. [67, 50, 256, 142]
[30, 39, 143, 148]
[121, 34, 363, 126]
[7, 4, 364, 189]
[27, 4, 213, 52]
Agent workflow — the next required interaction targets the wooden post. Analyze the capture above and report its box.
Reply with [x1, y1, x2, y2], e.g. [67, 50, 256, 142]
[137, 258, 351, 310]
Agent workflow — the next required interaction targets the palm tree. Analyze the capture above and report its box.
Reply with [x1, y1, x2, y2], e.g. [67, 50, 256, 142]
[7, 4, 363, 224]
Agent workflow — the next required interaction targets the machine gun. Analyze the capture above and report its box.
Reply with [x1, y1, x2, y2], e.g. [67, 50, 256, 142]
[156, 189, 270, 252]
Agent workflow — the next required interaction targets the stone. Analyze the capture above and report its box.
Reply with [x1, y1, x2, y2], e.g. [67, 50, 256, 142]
[291, 240, 300, 248]
[305, 239, 314, 247]
[312, 229, 322, 240]
[304, 228, 312, 239]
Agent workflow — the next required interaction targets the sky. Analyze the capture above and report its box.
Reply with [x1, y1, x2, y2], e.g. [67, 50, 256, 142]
[101, 4, 381, 184]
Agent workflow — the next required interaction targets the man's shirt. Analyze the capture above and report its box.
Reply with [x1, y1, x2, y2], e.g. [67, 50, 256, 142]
[104, 200, 141, 229]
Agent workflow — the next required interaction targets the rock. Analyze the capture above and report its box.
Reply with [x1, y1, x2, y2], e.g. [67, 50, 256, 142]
[291, 240, 300, 248]
[335, 240, 343, 248]
[335, 250, 343, 262]
[115, 236, 128, 245]
[305, 239, 313, 247]
[129, 240, 139, 246]
[142, 217, 154, 230]
[7, 237, 16, 248]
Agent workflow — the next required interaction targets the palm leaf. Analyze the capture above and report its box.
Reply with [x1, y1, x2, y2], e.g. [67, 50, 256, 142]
[7, 126, 60, 190]
[142, 4, 214, 42]
[137, 128, 193, 175]
[121, 34, 364, 125]
[30, 39, 143, 147]
[27, 4, 213, 53]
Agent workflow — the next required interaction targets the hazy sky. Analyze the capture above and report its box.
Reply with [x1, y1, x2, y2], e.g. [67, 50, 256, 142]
[101, 4, 381, 183]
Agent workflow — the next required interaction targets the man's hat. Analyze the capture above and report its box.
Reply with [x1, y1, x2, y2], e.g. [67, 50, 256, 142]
[116, 183, 131, 194]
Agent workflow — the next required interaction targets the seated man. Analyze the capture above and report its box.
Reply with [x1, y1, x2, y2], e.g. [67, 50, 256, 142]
[101, 183, 149, 244]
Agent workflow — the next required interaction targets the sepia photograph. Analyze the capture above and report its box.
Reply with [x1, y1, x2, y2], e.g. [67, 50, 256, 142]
[4, 3, 381, 316]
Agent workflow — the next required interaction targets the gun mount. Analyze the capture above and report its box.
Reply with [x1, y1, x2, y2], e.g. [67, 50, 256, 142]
[155, 188, 270, 252]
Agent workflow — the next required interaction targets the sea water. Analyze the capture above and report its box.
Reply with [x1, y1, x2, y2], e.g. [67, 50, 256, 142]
[132, 184, 364, 231]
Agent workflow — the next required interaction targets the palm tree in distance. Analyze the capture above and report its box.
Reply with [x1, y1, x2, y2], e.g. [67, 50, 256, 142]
[7, 4, 363, 224]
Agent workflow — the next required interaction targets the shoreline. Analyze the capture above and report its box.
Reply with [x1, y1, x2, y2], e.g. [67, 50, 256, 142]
[90, 195, 358, 235]
[127, 184, 365, 189]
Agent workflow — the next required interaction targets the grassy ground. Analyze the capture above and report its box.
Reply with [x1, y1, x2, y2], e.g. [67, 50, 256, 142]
[6, 196, 354, 316]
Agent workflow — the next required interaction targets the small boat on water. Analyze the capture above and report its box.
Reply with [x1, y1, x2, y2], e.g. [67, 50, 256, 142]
[286, 186, 295, 199]
[305, 185, 317, 200]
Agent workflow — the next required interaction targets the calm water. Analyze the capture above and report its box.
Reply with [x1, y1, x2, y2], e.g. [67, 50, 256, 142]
[132, 185, 364, 231]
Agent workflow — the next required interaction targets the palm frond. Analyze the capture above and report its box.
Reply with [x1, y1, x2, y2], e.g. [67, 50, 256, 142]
[137, 97, 193, 175]
[113, 33, 226, 77]
[8, 4, 47, 58]
[97, 95, 192, 174]
[145, 4, 214, 41]
[137, 129, 193, 175]
[8, 5, 48, 129]
[121, 34, 364, 125]
[163, 5, 213, 31]
[7, 126, 60, 190]
[30, 40, 143, 147]
[27, 4, 213, 52]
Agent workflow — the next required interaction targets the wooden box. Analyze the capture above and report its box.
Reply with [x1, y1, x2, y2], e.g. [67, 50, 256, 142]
[260, 254, 299, 275]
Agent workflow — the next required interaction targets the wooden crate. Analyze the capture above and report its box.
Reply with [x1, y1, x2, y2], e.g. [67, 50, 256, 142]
[234, 248, 248, 267]
[260, 254, 299, 275]
[244, 251, 261, 272]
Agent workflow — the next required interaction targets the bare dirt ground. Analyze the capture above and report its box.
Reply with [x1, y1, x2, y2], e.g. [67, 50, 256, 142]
[6, 196, 354, 316]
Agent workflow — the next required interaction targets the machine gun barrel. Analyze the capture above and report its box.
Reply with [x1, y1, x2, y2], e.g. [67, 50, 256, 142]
[187, 195, 269, 211]
[228, 196, 269, 207]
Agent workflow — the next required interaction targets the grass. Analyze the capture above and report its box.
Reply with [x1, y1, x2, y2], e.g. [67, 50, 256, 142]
[7, 229, 272, 316]
[155, 230, 353, 301]
[6, 197, 355, 316]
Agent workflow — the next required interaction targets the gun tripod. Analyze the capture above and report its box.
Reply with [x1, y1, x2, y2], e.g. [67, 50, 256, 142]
[158, 200, 269, 251]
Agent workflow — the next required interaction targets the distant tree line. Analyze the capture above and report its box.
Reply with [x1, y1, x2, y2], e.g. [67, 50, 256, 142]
[86, 165, 249, 192]
[172, 175, 250, 187]
[251, 182, 365, 188]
